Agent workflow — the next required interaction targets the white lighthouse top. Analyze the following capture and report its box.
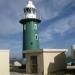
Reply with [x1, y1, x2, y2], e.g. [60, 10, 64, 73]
[24, 0, 37, 19]
[26, 0, 36, 9]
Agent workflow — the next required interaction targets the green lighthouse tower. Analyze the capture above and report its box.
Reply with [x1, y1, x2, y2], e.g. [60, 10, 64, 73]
[20, 0, 41, 57]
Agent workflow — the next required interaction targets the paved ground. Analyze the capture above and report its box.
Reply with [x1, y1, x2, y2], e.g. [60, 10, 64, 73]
[10, 72, 75, 75]
[10, 66, 75, 75]
[67, 66, 75, 69]
[10, 72, 25, 75]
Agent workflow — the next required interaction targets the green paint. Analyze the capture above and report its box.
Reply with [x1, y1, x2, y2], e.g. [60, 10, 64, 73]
[20, 18, 41, 51]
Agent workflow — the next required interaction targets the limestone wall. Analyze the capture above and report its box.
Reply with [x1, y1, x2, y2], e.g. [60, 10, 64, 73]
[0, 50, 9, 75]
[43, 51, 67, 74]
[25, 49, 67, 75]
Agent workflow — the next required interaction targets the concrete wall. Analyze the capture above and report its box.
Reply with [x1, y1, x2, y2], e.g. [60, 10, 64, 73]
[43, 51, 66, 74]
[0, 50, 9, 75]
[37, 53, 44, 74]
[26, 53, 31, 73]
[25, 49, 67, 75]
[26, 53, 43, 74]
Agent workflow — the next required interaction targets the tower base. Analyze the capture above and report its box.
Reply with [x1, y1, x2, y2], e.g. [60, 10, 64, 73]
[0, 50, 9, 75]
[23, 49, 67, 75]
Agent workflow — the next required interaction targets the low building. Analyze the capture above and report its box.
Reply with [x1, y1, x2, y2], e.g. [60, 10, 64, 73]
[0, 50, 9, 75]
[14, 60, 22, 67]
[71, 45, 75, 60]
[24, 49, 67, 75]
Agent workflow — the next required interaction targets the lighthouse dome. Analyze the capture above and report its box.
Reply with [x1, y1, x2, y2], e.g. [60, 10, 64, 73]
[24, 0, 36, 19]
[26, 0, 36, 9]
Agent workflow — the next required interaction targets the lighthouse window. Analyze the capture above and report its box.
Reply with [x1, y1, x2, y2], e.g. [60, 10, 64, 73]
[35, 34, 38, 40]
[30, 42, 33, 45]
[25, 8, 31, 13]
[25, 8, 35, 14]
[30, 8, 35, 14]
[33, 9, 36, 14]
[34, 24, 37, 30]
[28, 8, 31, 13]
[24, 25, 26, 30]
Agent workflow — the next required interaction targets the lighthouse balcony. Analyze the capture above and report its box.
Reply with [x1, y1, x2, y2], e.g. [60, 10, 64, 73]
[25, 13, 41, 20]
[20, 16, 41, 24]
[25, 13, 36, 19]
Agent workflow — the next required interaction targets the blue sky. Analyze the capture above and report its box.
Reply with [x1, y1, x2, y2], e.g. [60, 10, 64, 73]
[0, 0, 75, 59]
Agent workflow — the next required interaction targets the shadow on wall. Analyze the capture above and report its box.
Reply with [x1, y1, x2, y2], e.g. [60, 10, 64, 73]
[47, 52, 67, 75]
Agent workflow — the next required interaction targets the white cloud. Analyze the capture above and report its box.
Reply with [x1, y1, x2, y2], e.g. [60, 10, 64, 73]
[36, 0, 73, 20]
[0, 37, 22, 59]
[39, 29, 53, 43]
[0, 0, 26, 34]
[0, 0, 75, 58]
[53, 14, 75, 35]
[37, 0, 58, 20]
[52, 0, 73, 10]
[0, 15, 22, 34]
[40, 14, 75, 43]
[9, 41, 22, 59]
[0, 0, 74, 34]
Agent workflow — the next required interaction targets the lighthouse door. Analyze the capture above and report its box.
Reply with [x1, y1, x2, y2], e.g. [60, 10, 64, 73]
[30, 56, 38, 74]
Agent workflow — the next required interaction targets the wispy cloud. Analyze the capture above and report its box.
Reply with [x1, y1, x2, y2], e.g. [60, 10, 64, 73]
[39, 13, 75, 43]
[0, 33, 22, 59]
[0, 0, 26, 34]
[36, 0, 74, 20]
[0, 0, 75, 58]
[39, 0, 75, 44]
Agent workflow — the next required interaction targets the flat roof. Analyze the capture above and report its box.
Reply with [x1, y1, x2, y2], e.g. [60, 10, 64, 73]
[0, 49, 9, 52]
[23, 48, 68, 53]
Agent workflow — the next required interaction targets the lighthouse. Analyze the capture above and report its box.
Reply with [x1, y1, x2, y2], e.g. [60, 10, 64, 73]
[19, 0, 67, 74]
[19, 0, 41, 58]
